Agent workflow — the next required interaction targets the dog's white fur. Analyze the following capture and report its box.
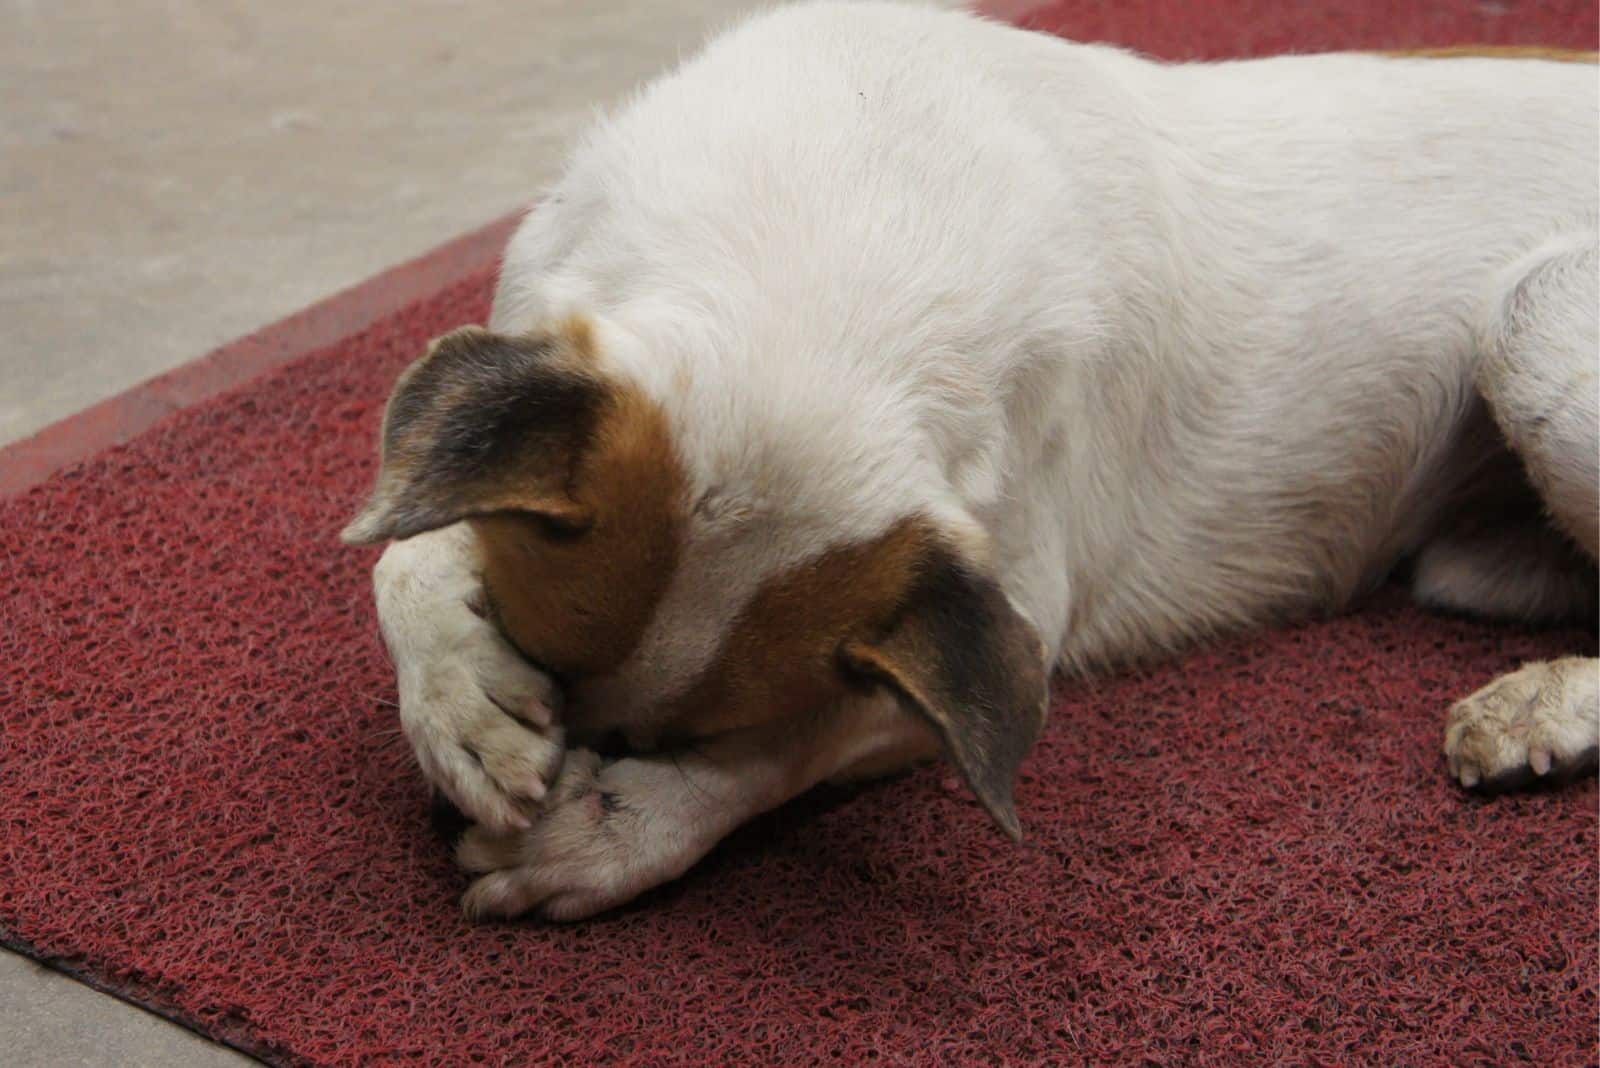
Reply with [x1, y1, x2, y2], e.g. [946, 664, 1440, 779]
[369, 2, 1599, 918]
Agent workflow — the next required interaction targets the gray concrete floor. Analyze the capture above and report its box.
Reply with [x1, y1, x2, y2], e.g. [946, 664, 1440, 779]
[0, 0, 758, 1063]
[1, 0, 759, 444]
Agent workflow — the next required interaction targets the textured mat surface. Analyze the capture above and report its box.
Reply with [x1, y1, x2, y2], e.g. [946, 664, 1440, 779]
[4, 3, 1598, 1066]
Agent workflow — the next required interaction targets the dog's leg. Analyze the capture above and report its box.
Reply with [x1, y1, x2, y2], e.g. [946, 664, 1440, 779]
[456, 695, 937, 921]
[1442, 232, 1600, 789]
[1412, 509, 1597, 624]
[1475, 233, 1600, 559]
[372, 523, 566, 831]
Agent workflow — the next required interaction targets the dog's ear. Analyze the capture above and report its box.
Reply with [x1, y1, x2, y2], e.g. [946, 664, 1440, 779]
[839, 547, 1048, 840]
[341, 325, 605, 544]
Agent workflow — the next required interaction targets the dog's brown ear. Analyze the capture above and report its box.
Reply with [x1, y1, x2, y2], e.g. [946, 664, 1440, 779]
[839, 547, 1048, 840]
[341, 325, 605, 544]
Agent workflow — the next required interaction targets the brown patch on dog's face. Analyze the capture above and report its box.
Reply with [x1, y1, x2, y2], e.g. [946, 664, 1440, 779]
[344, 319, 1045, 835]
[474, 385, 685, 680]
[652, 520, 1048, 837]
[342, 319, 689, 679]
[655, 520, 934, 739]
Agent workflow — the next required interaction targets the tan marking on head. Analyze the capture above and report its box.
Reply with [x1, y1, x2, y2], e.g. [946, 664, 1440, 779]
[647, 517, 1048, 838]
[557, 314, 597, 358]
[477, 378, 687, 680]
[655, 520, 935, 739]
[342, 314, 689, 675]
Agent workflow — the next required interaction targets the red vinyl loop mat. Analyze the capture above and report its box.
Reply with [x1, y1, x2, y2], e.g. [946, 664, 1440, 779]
[2, 3, 1596, 1065]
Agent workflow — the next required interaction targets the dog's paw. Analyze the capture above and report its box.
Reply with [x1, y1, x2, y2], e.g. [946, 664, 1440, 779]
[397, 618, 566, 834]
[373, 526, 567, 834]
[457, 750, 699, 922]
[1444, 657, 1599, 790]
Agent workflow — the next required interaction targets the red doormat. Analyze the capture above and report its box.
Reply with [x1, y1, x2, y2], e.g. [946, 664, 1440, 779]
[3, 4, 1596, 1065]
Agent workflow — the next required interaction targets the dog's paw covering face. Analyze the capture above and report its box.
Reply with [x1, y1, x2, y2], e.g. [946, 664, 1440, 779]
[341, 324, 604, 544]
[840, 550, 1047, 840]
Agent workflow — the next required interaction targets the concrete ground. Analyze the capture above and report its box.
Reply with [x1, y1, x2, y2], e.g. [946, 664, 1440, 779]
[0, 0, 759, 1062]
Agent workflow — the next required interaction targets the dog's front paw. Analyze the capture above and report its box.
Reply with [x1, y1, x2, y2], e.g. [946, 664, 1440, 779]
[388, 589, 567, 834]
[456, 750, 702, 922]
[373, 526, 567, 833]
[400, 638, 565, 835]
[1444, 657, 1599, 789]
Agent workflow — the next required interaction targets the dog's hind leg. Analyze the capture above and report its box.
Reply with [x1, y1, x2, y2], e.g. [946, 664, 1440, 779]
[1476, 232, 1600, 558]
[1440, 231, 1600, 790]
[1411, 437, 1597, 626]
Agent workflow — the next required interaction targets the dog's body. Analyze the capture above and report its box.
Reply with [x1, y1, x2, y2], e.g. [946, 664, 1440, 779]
[346, 2, 1599, 919]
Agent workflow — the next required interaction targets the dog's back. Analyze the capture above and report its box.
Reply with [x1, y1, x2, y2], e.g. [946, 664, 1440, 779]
[495, 1, 1597, 667]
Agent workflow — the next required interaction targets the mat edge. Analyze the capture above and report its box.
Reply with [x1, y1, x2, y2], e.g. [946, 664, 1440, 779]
[0, 925, 284, 1068]
[0, 212, 522, 500]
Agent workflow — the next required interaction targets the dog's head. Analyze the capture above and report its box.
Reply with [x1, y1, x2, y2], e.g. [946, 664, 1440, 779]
[343, 321, 1047, 837]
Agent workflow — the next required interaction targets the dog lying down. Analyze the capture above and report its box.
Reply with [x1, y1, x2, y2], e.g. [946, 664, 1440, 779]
[343, 1, 1599, 921]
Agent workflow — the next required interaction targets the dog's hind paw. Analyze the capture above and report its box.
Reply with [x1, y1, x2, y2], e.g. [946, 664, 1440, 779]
[1444, 656, 1599, 790]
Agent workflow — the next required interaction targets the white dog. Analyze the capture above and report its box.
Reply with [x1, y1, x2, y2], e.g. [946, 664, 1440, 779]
[344, 1, 1599, 920]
